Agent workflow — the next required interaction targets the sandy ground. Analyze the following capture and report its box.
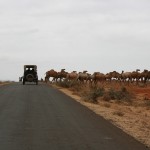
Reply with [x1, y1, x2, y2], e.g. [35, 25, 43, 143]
[52, 84, 150, 148]
[0, 82, 12, 86]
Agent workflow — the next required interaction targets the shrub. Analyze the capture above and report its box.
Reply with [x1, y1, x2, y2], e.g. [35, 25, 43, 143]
[56, 80, 70, 88]
[103, 103, 111, 108]
[113, 111, 124, 117]
[103, 92, 111, 101]
[56, 80, 81, 89]
[81, 87, 105, 104]
[70, 82, 83, 92]
[144, 100, 150, 107]
[103, 87, 132, 102]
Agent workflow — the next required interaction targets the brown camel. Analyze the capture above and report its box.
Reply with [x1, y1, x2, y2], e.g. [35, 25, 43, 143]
[66, 71, 78, 81]
[45, 69, 58, 83]
[54, 69, 68, 82]
[121, 71, 132, 83]
[93, 72, 106, 85]
[77, 70, 89, 83]
[106, 71, 121, 82]
[130, 69, 141, 84]
[105, 73, 112, 82]
[140, 69, 150, 84]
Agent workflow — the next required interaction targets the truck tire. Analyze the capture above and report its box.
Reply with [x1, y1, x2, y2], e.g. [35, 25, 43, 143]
[23, 79, 25, 85]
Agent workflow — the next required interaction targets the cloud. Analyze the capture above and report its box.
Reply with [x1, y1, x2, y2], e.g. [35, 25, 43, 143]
[0, 28, 39, 36]
[0, 0, 150, 81]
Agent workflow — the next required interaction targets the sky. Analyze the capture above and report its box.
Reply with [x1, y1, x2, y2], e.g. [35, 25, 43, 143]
[0, 0, 150, 81]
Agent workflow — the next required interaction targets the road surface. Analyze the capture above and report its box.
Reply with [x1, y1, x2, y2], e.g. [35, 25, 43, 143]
[0, 83, 149, 150]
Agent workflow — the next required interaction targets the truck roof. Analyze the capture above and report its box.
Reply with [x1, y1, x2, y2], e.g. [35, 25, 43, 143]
[24, 65, 37, 70]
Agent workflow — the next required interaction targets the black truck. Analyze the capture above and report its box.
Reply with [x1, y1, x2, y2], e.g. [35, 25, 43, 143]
[23, 65, 38, 85]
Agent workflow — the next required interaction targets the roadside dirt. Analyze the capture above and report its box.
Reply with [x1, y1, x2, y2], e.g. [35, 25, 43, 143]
[53, 84, 150, 148]
[0, 82, 12, 86]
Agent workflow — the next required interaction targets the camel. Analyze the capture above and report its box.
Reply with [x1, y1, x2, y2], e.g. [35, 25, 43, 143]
[140, 69, 150, 83]
[53, 69, 68, 82]
[148, 71, 150, 83]
[86, 73, 95, 84]
[45, 69, 58, 83]
[77, 70, 89, 83]
[92, 72, 106, 85]
[105, 71, 121, 82]
[111, 71, 121, 81]
[66, 71, 78, 81]
[105, 73, 112, 82]
[148, 71, 150, 80]
[121, 71, 132, 83]
[130, 69, 141, 84]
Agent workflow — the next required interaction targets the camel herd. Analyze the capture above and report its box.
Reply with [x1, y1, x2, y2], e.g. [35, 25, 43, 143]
[44, 69, 150, 85]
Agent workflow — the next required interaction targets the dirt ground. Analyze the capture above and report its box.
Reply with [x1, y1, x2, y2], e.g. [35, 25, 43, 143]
[0, 82, 6, 86]
[53, 84, 150, 148]
[0, 82, 11, 86]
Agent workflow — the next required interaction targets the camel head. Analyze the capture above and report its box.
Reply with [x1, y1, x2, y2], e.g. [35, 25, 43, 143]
[144, 69, 148, 72]
[61, 69, 65, 72]
[83, 70, 88, 73]
[136, 69, 140, 72]
[72, 71, 77, 73]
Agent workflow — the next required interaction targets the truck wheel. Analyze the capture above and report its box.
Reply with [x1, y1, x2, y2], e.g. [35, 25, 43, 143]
[23, 79, 25, 85]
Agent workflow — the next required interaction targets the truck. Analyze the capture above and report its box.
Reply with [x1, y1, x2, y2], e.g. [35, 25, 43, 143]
[22, 65, 38, 85]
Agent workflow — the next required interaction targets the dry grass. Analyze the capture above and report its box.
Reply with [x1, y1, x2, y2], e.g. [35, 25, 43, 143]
[103, 103, 111, 108]
[113, 111, 124, 117]
[57, 81, 133, 104]
[0, 81, 13, 86]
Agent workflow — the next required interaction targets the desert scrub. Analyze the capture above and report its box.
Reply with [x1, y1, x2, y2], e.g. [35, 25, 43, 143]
[103, 87, 132, 102]
[81, 87, 105, 104]
[56, 80, 71, 88]
[56, 80, 81, 89]
[113, 111, 124, 117]
[143, 100, 150, 107]
[103, 103, 111, 108]
[70, 82, 83, 92]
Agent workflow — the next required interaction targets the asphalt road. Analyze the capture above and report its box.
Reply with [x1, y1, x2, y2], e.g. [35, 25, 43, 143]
[0, 83, 149, 150]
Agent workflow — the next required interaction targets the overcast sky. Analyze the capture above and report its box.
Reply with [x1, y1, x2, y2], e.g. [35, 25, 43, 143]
[0, 0, 150, 81]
